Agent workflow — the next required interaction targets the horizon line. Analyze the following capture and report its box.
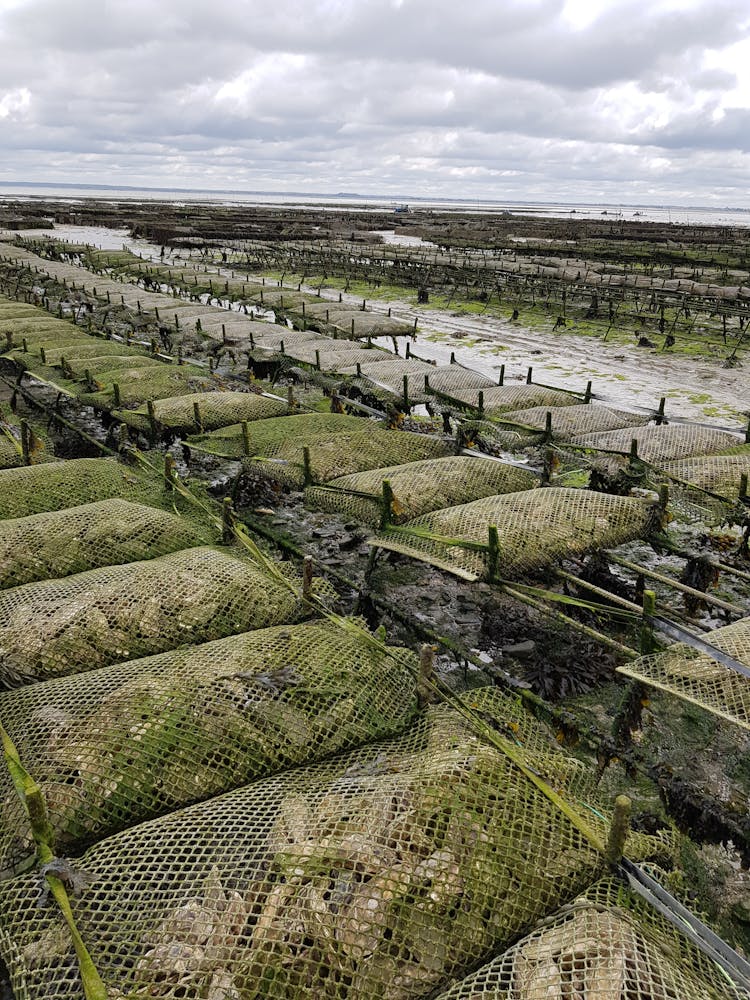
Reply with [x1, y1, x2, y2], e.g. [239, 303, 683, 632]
[0, 180, 748, 214]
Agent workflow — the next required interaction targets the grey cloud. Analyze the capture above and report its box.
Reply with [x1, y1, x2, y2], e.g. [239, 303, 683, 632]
[1, 0, 749, 205]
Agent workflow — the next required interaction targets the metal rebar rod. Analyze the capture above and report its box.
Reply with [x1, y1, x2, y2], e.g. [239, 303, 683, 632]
[501, 584, 639, 660]
[608, 554, 746, 616]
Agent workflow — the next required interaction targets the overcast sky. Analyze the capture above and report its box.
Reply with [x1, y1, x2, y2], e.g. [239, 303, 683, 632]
[1, 0, 749, 206]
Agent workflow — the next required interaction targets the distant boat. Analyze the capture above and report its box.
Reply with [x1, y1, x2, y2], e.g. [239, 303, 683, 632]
[393, 203, 411, 214]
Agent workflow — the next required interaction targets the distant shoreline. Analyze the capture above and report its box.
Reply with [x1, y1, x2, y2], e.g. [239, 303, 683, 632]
[0, 180, 748, 215]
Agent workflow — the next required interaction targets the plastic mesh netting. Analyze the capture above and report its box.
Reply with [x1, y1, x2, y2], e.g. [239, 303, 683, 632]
[11, 340, 151, 368]
[498, 403, 650, 439]
[301, 306, 412, 339]
[0, 499, 211, 589]
[246, 330, 320, 352]
[245, 427, 451, 489]
[0, 619, 418, 872]
[78, 365, 215, 410]
[367, 365, 496, 406]
[314, 348, 391, 372]
[373, 488, 658, 580]
[0, 690, 670, 1000]
[572, 423, 743, 465]
[338, 358, 435, 380]
[422, 366, 496, 396]
[0, 458, 197, 520]
[618, 616, 750, 731]
[63, 355, 165, 377]
[306, 456, 538, 526]
[280, 339, 370, 363]
[660, 450, 750, 523]
[432, 875, 745, 1000]
[440, 384, 581, 414]
[0, 545, 308, 687]
[114, 391, 289, 434]
[1, 319, 85, 351]
[187, 412, 369, 460]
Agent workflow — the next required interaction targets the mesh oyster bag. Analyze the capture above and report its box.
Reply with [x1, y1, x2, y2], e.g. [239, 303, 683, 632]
[244, 426, 451, 489]
[432, 875, 745, 1000]
[572, 423, 743, 467]
[0, 545, 309, 687]
[0, 691, 670, 1000]
[421, 366, 496, 396]
[0, 318, 88, 352]
[439, 384, 582, 414]
[243, 329, 321, 352]
[660, 449, 750, 523]
[0, 619, 418, 873]
[64, 355, 165, 378]
[0, 458, 200, 520]
[186, 412, 368, 460]
[279, 338, 370, 363]
[7, 339, 149, 371]
[0, 499, 212, 589]
[301, 306, 412, 339]
[113, 390, 290, 435]
[306, 456, 538, 527]
[77, 365, 215, 410]
[367, 365, 495, 406]
[617, 615, 750, 731]
[337, 357, 435, 381]
[497, 403, 649, 440]
[310, 348, 390, 372]
[373, 487, 659, 580]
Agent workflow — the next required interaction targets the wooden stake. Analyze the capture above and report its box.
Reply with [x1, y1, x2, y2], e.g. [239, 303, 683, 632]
[113, 383, 121, 407]
[418, 644, 436, 707]
[605, 795, 631, 868]
[147, 400, 157, 441]
[543, 411, 553, 441]
[526, 366, 533, 384]
[20, 419, 30, 465]
[222, 497, 234, 544]
[640, 589, 656, 654]
[381, 479, 394, 529]
[193, 400, 203, 432]
[164, 453, 176, 491]
[487, 525, 500, 580]
[302, 446, 313, 486]
[302, 555, 314, 601]
[241, 420, 251, 456]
